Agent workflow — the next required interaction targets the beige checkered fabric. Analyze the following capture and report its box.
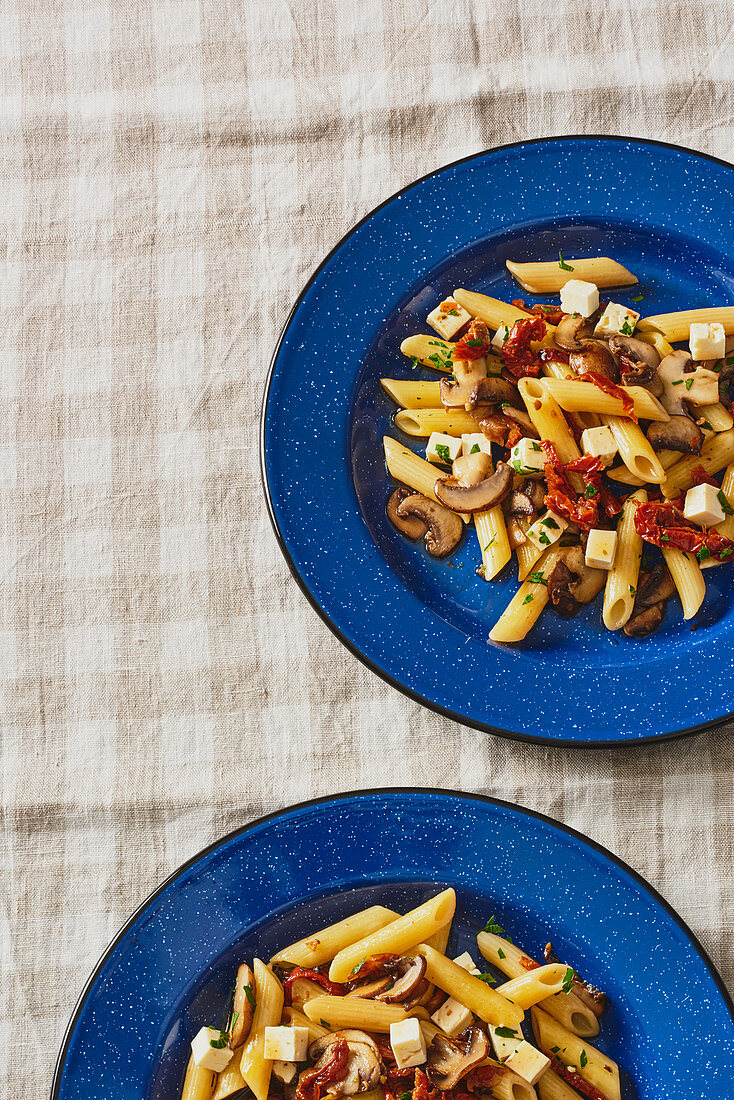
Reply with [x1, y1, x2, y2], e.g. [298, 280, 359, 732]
[0, 0, 733, 1094]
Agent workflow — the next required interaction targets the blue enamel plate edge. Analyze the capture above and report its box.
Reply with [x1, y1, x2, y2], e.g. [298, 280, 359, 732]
[51, 789, 734, 1100]
[261, 136, 734, 746]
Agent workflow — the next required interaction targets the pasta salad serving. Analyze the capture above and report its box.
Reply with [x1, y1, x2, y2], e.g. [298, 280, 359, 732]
[180, 888, 624, 1100]
[380, 255, 734, 643]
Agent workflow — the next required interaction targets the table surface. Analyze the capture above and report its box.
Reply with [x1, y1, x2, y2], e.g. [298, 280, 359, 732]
[0, 1, 732, 1096]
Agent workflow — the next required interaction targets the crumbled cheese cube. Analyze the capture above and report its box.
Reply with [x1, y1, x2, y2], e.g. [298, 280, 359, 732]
[427, 298, 472, 341]
[509, 437, 546, 476]
[390, 1017, 427, 1070]
[492, 322, 511, 350]
[593, 302, 640, 338]
[560, 279, 599, 319]
[452, 951, 480, 974]
[689, 322, 726, 361]
[431, 995, 474, 1038]
[683, 483, 725, 527]
[504, 1041, 551, 1085]
[461, 433, 492, 458]
[426, 432, 462, 465]
[190, 1027, 234, 1072]
[272, 1060, 299, 1084]
[264, 1026, 309, 1062]
[488, 1024, 523, 1062]
[585, 528, 617, 570]
[580, 424, 617, 466]
[525, 510, 568, 552]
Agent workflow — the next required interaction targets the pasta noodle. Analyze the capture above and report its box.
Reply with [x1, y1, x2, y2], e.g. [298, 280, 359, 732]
[603, 416, 665, 483]
[271, 906, 400, 967]
[638, 306, 734, 342]
[606, 448, 679, 486]
[660, 428, 734, 498]
[304, 995, 408, 1032]
[212, 1048, 245, 1100]
[380, 379, 442, 408]
[494, 963, 568, 1008]
[541, 379, 668, 421]
[239, 960, 285, 1100]
[506, 257, 637, 294]
[383, 436, 470, 522]
[517, 378, 583, 492]
[695, 401, 733, 432]
[603, 489, 646, 630]
[489, 546, 563, 644]
[417, 943, 524, 1027]
[452, 289, 539, 332]
[531, 1008, 621, 1100]
[537, 1068, 585, 1100]
[394, 408, 480, 438]
[182, 1055, 216, 1100]
[662, 547, 705, 620]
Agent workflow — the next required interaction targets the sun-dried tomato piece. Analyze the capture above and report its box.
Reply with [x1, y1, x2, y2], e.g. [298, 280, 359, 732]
[501, 316, 546, 378]
[296, 1038, 350, 1100]
[454, 319, 492, 361]
[284, 967, 345, 1004]
[690, 465, 719, 489]
[546, 1056, 606, 1100]
[634, 499, 734, 561]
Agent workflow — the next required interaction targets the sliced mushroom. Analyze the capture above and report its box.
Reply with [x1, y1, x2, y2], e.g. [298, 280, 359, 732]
[376, 955, 427, 1004]
[468, 376, 522, 410]
[608, 334, 660, 387]
[435, 462, 513, 514]
[657, 351, 720, 415]
[555, 313, 595, 351]
[569, 340, 619, 382]
[501, 405, 541, 438]
[440, 357, 487, 408]
[426, 1027, 488, 1091]
[308, 1031, 384, 1097]
[546, 546, 606, 618]
[396, 493, 463, 557]
[452, 451, 492, 487]
[228, 963, 256, 1048]
[623, 564, 675, 638]
[544, 943, 608, 1018]
[387, 487, 428, 539]
[507, 491, 536, 517]
[345, 975, 392, 999]
[624, 602, 666, 638]
[647, 416, 702, 454]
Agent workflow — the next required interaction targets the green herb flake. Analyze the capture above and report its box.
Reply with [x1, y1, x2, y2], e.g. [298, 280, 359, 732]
[698, 546, 711, 562]
[410, 356, 421, 371]
[631, 293, 644, 302]
[531, 441, 542, 451]
[585, 484, 598, 499]
[721, 546, 734, 559]
[702, 420, 714, 430]
[470, 443, 481, 455]
[401, 1092, 412, 1100]
[210, 1031, 228, 1049]
[558, 251, 574, 272]
[478, 973, 497, 984]
[320, 1018, 330, 1028]
[620, 320, 634, 336]
[528, 571, 548, 585]
[559, 536, 577, 546]
[497, 947, 506, 959]
[672, 379, 683, 386]
[628, 584, 636, 595]
[580, 1050, 588, 1069]
[484, 537, 496, 551]
[522, 593, 534, 604]
[543, 516, 560, 529]
[727, 355, 734, 365]
[465, 338, 484, 347]
[482, 916, 512, 940]
[539, 532, 551, 545]
[685, 378, 694, 390]
[718, 490, 734, 515]
[561, 966, 575, 995]
[495, 1027, 518, 1038]
[435, 443, 451, 464]
[244, 982, 256, 1008]
[551, 1045, 561, 1054]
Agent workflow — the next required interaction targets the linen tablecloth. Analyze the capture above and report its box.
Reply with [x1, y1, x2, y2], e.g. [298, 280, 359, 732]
[1, 1, 733, 1094]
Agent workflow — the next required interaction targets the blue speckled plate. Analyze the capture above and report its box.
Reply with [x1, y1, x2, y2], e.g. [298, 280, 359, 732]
[51, 789, 734, 1100]
[262, 136, 734, 745]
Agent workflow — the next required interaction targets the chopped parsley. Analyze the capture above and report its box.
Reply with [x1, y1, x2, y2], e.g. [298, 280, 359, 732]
[671, 379, 683, 386]
[446, 308, 459, 317]
[428, 339, 445, 347]
[585, 484, 598, 498]
[482, 916, 512, 941]
[484, 537, 496, 550]
[495, 1027, 518, 1038]
[620, 320, 635, 336]
[551, 1045, 561, 1054]
[410, 356, 421, 370]
[539, 532, 551, 545]
[722, 546, 734, 559]
[465, 338, 484, 347]
[628, 584, 636, 595]
[719, 490, 734, 515]
[685, 378, 694, 390]
[478, 973, 497, 984]
[543, 516, 560, 528]
[702, 420, 714, 431]
[522, 593, 534, 604]
[558, 251, 574, 272]
[528, 571, 548, 585]
[580, 1050, 588, 1069]
[497, 947, 506, 959]
[243, 982, 256, 1007]
[561, 966, 575, 995]
[698, 546, 711, 562]
[401, 1092, 412, 1100]
[210, 1031, 228, 1049]
[435, 443, 451, 464]
[531, 441, 542, 451]
[320, 1018, 330, 1028]
[470, 443, 481, 455]
[631, 293, 644, 302]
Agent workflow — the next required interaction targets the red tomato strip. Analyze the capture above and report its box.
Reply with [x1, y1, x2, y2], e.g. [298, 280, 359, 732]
[634, 500, 734, 561]
[541, 443, 621, 529]
[547, 1056, 606, 1100]
[577, 372, 636, 421]
[296, 1037, 349, 1100]
[501, 316, 546, 378]
[454, 319, 492, 361]
[284, 967, 345, 1003]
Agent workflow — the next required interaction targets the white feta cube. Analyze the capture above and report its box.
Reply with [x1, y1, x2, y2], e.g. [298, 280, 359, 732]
[593, 302, 640, 338]
[509, 437, 546, 476]
[683, 483, 725, 527]
[525, 510, 568, 552]
[580, 424, 617, 466]
[689, 322, 726, 361]
[272, 1060, 299, 1084]
[390, 1017, 427, 1070]
[426, 432, 462, 466]
[504, 1041, 550, 1085]
[431, 996, 474, 1037]
[560, 279, 599, 319]
[492, 322, 511, 350]
[264, 1026, 309, 1062]
[585, 529, 617, 570]
[488, 1024, 523, 1062]
[427, 298, 471, 341]
[461, 433, 492, 458]
[452, 951, 480, 974]
[190, 1027, 234, 1072]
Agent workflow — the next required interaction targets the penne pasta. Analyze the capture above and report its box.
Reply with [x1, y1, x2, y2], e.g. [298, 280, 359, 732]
[304, 995, 408, 1032]
[399, 334, 454, 372]
[638, 306, 734, 342]
[662, 547, 705, 620]
[212, 1047, 245, 1100]
[516, 538, 544, 583]
[421, 918, 452, 955]
[701, 462, 734, 568]
[489, 546, 563, 644]
[383, 436, 470, 522]
[417, 943, 524, 1028]
[603, 416, 665, 484]
[394, 408, 480, 438]
[453, 289, 536, 332]
[603, 489, 646, 630]
[380, 379, 442, 408]
[271, 905, 399, 967]
[660, 428, 734, 498]
[606, 448, 679, 486]
[532, 1008, 621, 1100]
[537, 1068, 584, 1100]
[495, 963, 568, 1009]
[541, 379, 669, 422]
[481, 1061, 537, 1100]
[638, 329, 674, 359]
[239, 960, 285, 1100]
[475, 507, 512, 580]
[328, 888, 456, 982]
[182, 1055, 217, 1100]
[517, 378, 583, 492]
[506, 256, 637, 294]
[695, 401, 734, 432]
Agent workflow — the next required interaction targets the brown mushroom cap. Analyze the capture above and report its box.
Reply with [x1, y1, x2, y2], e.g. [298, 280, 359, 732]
[376, 955, 427, 1004]
[555, 313, 595, 351]
[569, 340, 619, 382]
[608, 334, 660, 387]
[396, 493, 464, 556]
[387, 487, 428, 539]
[647, 416, 703, 454]
[440, 357, 487, 408]
[544, 943, 608, 1020]
[345, 975, 392, 999]
[434, 461, 513, 514]
[426, 1027, 489, 1091]
[657, 350, 719, 415]
[308, 1031, 384, 1096]
[623, 563, 675, 638]
[547, 546, 605, 617]
[228, 963, 256, 1048]
[468, 376, 522, 410]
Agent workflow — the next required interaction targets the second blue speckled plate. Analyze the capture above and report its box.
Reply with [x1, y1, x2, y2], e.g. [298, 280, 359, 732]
[262, 137, 734, 745]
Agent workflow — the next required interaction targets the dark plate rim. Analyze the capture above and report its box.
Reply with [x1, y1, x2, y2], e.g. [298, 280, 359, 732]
[50, 786, 734, 1099]
[260, 134, 734, 748]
